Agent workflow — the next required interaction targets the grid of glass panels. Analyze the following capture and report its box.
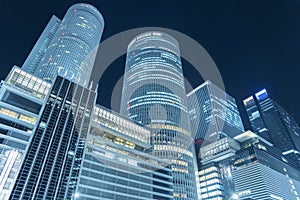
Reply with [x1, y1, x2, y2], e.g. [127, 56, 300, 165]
[0, 70, 45, 200]
[244, 90, 300, 166]
[187, 81, 244, 144]
[9, 76, 96, 200]
[74, 116, 173, 200]
[21, 16, 61, 75]
[93, 105, 150, 145]
[34, 3, 104, 87]
[121, 32, 198, 200]
[6, 67, 51, 100]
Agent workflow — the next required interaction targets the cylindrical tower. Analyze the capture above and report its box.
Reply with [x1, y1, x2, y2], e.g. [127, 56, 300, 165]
[121, 31, 198, 200]
[34, 3, 104, 87]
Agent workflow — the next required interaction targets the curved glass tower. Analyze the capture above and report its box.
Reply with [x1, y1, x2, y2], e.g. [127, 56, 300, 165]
[121, 32, 198, 200]
[34, 3, 104, 87]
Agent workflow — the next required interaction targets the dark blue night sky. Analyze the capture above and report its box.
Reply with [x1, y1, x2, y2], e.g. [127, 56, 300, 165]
[0, 0, 300, 128]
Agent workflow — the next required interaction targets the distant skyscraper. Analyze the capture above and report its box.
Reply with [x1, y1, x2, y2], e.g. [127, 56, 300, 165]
[120, 32, 198, 200]
[187, 81, 244, 145]
[22, 16, 61, 74]
[198, 130, 300, 200]
[24, 3, 104, 87]
[243, 91, 271, 141]
[187, 81, 245, 200]
[244, 89, 300, 166]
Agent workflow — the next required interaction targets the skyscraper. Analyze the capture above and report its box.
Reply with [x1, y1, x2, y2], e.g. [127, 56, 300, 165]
[7, 3, 104, 199]
[120, 32, 198, 199]
[24, 3, 104, 87]
[198, 137, 240, 200]
[187, 81, 244, 145]
[0, 67, 51, 200]
[232, 131, 300, 200]
[3, 4, 180, 200]
[9, 75, 97, 200]
[22, 16, 61, 74]
[243, 91, 271, 141]
[187, 81, 245, 200]
[243, 89, 300, 166]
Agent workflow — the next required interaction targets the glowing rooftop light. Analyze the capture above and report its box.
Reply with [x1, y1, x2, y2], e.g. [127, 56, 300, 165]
[255, 88, 268, 100]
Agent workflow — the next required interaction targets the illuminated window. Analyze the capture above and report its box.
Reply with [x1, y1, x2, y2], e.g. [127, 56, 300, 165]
[0, 108, 18, 119]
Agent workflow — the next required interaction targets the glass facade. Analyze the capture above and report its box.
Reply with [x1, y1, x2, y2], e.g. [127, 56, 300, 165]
[93, 105, 151, 145]
[199, 137, 240, 165]
[22, 16, 61, 75]
[74, 105, 173, 200]
[9, 76, 96, 200]
[243, 95, 271, 141]
[232, 142, 300, 200]
[199, 164, 224, 200]
[197, 137, 240, 200]
[187, 81, 244, 145]
[198, 130, 300, 200]
[6, 66, 52, 100]
[120, 31, 198, 199]
[244, 89, 300, 166]
[33, 4, 104, 87]
[0, 67, 46, 200]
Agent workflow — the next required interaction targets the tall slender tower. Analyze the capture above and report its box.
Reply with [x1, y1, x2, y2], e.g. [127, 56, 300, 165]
[21, 15, 61, 74]
[244, 89, 300, 166]
[8, 3, 104, 200]
[187, 81, 244, 145]
[29, 3, 104, 87]
[120, 32, 198, 200]
[187, 81, 244, 200]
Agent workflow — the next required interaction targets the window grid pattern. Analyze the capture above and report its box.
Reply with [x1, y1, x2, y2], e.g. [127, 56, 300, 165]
[22, 16, 61, 74]
[34, 4, 104, 87]
[75, 146, 173, 200]
[187, 81, 244, 144]
[6, 67, 51, 100]
[9, 76, 96, 200]
[121, 32, 198, 200]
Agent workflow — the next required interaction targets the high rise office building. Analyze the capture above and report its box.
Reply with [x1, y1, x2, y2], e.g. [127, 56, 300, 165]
[232, 131, 300, 200]
[198, 137, 240, 200]
[120, 32, 198, 199]
[243, 93, 271, 141]
[6, 58, 174, 200]
[7, 3, 104, 199]
[0, 67, 51, 200]
[9, 75, 96, 200]
[22, 16, 61, 74]
[187, 81, 244, 145]
[24, 3, 104, 87]
[3, 4, 178, 200]
[243, 89, 300, 166]
[75, 105, 173, 200]
[198, 130, 300, 200]
[187, 81, 244, 200]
